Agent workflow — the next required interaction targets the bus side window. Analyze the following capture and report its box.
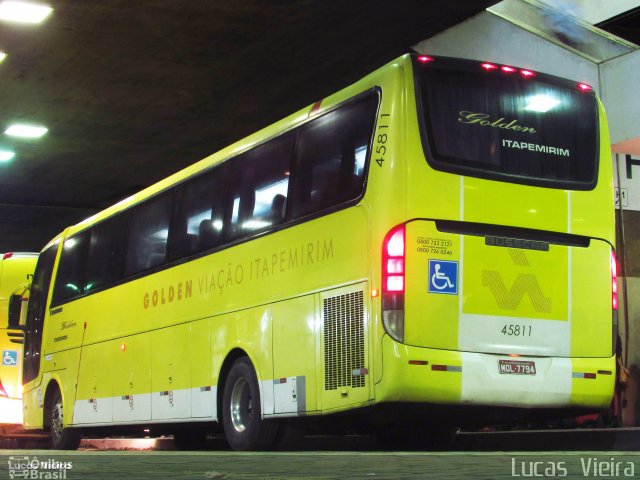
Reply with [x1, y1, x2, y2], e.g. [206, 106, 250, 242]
[124, 192, 173, 277]
[52, 231, 90, 305]
[168, 164, 227, 261]
[223, 134, 294, 242]
[289, 94, 377, 219]
[85, 215, 126, 292]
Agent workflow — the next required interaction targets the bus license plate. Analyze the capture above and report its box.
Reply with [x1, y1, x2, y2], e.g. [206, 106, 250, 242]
[498, 359, 536, 375]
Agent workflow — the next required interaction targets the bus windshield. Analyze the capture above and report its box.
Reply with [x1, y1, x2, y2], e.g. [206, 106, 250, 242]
[415, 57, 598, 189]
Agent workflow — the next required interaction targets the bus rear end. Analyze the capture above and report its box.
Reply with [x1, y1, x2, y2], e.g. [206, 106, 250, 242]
[0, 252, 37, 429]
[377, 56, 615, 415]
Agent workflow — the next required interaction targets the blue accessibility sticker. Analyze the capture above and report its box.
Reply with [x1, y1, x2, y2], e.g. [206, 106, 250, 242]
[428, 259, 459, 295]
[2, 350, 18, 366]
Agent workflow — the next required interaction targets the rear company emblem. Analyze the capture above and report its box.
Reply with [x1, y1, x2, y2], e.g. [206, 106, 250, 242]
[482, 250, 551, 313]
[482, 271, 551, 313]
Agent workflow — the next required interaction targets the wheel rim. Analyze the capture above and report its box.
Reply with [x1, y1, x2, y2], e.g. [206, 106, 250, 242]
[51, 398, 64, 441]
[229, 377, 252, 433]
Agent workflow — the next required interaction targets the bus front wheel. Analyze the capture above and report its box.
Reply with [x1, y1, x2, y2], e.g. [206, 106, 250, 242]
[47, 389, 81, 450]
[222, 357, 278, 450]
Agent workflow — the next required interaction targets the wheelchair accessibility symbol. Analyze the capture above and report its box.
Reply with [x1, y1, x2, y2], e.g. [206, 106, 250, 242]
[428, 260, 458, 295]
[2, 350, 18, 366]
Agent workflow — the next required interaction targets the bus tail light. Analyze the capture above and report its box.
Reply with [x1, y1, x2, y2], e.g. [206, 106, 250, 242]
[382, 225, 405, 342]
[0, 379, 7, 398]
[611, 248, 619, 356]
[611, 249, 618, 311]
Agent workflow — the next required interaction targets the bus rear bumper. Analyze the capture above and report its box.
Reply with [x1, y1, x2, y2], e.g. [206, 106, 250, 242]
[377, 335, 615, 410]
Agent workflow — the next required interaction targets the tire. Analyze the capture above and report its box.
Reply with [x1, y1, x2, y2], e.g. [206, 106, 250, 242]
[222, 357, 278, 450]
[48, 389, 81, 450]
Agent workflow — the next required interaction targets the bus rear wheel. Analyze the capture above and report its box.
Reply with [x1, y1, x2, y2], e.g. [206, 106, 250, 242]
[47, 389, 81, 450]
[222, 357, 278, 450]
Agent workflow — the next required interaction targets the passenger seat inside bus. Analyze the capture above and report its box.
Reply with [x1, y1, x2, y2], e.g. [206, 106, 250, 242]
[198, 219, 219, 250]
[270, 194, 286, 225]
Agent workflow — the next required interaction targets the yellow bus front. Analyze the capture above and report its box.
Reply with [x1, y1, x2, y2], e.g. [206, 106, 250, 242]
[374, 56, 615, 414]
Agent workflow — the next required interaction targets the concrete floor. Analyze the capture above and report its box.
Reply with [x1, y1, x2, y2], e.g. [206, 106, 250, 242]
[2, 429, 640, 479]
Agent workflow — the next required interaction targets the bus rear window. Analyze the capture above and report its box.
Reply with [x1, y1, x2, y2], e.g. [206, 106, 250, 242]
[415, 57, 598, 189]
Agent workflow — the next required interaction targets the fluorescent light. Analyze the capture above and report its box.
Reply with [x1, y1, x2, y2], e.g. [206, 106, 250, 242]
[0, 149, 15, 162]
[0, 1, 52, 24]
[524, 95, 561, 113]
[0, 51, 6, 63]
[5, 123, 48, 138]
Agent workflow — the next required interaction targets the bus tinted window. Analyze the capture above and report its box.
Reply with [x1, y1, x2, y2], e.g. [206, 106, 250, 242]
[169, 165, 228, 260]
[52, 232, 90, 303]
[85, 215, 126, 291]
[416, 60, 598, 188]
[290, 94, 377, 218]
[124, 193, 173, 276]
[224, 134, 294, 241]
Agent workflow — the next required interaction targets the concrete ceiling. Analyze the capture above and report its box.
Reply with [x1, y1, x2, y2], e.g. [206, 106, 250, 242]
[0, 0, 498, 252]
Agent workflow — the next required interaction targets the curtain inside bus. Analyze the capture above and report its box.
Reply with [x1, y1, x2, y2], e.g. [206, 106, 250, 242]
[415, 58, 598, 190]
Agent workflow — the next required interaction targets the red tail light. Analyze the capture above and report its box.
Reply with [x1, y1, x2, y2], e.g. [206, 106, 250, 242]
[0, 379, 7, 398]
[2, 252, 13, 260]
[611, 249, 618, 310]
[383, 226, 405, 293]
[578, 83, 593, 92]
[520, 69, 535, 78]
[501, 66, 516, 73]
[382, 226, 406, 342]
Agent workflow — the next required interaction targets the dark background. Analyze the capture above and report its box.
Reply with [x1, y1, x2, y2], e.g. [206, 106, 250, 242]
[0, 0, 498, 252]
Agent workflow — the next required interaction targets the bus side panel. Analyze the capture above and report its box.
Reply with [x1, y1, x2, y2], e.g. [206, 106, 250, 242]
[272, 294, 318, 415]
[190, 319, 214, 419]
[151, 324, 192, 420]
[74, 341, 113, 424]
[211, 305, 273, 415]
[111, 334, 151, 423]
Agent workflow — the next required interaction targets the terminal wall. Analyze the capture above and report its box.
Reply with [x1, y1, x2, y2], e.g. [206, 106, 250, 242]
[601, 49, 640, 151]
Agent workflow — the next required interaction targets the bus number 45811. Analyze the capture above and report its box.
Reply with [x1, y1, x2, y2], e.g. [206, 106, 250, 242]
[501, 324, 532, 337]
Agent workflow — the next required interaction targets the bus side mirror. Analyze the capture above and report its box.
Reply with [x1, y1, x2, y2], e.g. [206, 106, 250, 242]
[8, 294, 24, 329]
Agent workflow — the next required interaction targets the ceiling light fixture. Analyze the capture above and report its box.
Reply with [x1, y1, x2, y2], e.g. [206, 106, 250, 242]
[0, 1, 53, 24]
[5, 123, 48, 138]
[0, 149, 15, 162]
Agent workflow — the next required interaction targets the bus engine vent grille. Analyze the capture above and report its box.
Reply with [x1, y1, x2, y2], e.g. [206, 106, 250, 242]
[323, 291, 365, 390]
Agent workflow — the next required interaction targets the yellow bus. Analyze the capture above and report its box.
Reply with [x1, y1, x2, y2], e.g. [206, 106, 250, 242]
[19, 54, 616, 450]
[0, 252, 37, 433]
